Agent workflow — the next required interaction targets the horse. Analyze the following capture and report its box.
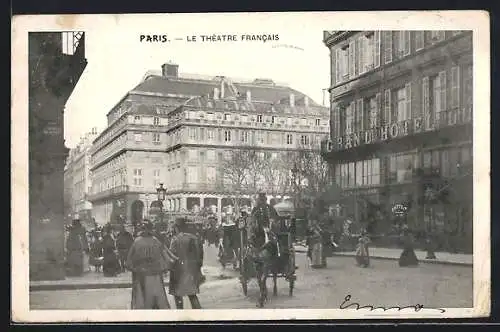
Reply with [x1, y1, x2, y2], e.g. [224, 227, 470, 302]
[247, 213, 280, 308]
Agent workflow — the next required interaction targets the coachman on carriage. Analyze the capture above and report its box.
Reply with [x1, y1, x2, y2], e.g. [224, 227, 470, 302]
[239, 193, 297, 308]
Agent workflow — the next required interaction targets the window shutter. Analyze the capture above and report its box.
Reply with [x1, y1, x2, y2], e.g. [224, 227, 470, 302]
[335, 48, 341, 84]
[384, 89, 391, 124]
[374, 31, 381, 68]
[356, 98, 364, 131]
[451, 66, 460, 108]
[405, 82, 412, 120]
[422, 77, 430, 128]
[422, 77, 429, 113]
[404, 31, 410, 55]
[350, 101, 355, 134]
[439, 70, 447, 120]
[349, 41, 356, 78]
[397, 31, 404, 56]
[384, 31, 393, 64]
[375, 93, 381, 127]
[357, 37, 364, 74]
[415, 31, 424, 50]
[465, 65, 473, 123]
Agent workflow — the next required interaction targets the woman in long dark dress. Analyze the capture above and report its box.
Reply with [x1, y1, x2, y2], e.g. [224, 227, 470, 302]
[398, 228, 419, 267]
[102, 227, 121, 277]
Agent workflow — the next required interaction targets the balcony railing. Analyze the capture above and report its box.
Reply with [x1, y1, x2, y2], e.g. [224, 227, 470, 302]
[62, 32, 84, 55]
[168, 182, 291, 195]
[87, 185, 129, 202]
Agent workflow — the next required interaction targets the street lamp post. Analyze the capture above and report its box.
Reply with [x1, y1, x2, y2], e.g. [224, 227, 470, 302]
[144, 193, 150, 220]
[156, 183, 167, 224]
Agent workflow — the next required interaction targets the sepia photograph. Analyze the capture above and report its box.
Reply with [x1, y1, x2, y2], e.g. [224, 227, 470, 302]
[11, 11, 490, 322]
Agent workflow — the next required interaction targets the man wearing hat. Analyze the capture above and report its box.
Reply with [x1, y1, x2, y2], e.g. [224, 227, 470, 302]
[250, 193, 279, 236]
[115, 224, 134, 273]
[168, 218, 204, 309]
[126, 221, 174, 309]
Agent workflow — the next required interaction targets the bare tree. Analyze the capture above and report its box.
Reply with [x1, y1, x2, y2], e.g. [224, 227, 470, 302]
[245, 149, 267, 195]
[261, 150, 295, 199]
[219, 145, 266, 210]
[293, 144, 342, 207]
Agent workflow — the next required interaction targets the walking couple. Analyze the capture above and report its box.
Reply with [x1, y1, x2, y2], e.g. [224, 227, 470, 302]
[126, 218, 204, 309]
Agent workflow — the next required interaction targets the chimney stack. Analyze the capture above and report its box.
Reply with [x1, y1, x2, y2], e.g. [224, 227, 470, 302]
[214, 87, 219, 100]
[304, 96, 309, 107]
[246, 90, 251, 102]
[220, 80, 225, 99]
[161, 62, 179, 78]
[289, 93, 295, 107]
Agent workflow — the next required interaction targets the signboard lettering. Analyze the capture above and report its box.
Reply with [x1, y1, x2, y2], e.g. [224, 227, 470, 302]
[389, 123, 399, 138]
[364, 130, 372, 144]
[414, 118, 422, 133]
[352, 133, 360, 147]
[324, 110, 470, 153]
[380, 125, 389, 141]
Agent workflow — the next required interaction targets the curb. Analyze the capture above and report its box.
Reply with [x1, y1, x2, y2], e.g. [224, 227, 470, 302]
[293, 246, 471, 267]
[331, 253, 473, 267]
[30, 282, 135, 292]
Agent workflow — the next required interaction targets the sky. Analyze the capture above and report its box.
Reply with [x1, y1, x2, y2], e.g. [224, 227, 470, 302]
[63, 14, 333, 148]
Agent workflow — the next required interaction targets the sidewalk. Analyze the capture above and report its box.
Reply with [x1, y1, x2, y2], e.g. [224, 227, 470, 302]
[293, 244, 472, 267]
[29, 266, 228, 292]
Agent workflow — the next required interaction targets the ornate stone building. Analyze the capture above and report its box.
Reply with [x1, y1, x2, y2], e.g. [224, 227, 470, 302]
[88, 63, 329, 225]
[322, 30, 473, 252]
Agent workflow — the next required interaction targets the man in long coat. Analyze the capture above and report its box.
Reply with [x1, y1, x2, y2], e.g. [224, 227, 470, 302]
[126, 222, 173, 309]
[169, 218, 204, 309]
[116, 225, 134, 273]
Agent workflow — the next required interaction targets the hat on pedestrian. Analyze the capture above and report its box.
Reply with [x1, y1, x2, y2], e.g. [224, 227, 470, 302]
[174, 217, 187, 230]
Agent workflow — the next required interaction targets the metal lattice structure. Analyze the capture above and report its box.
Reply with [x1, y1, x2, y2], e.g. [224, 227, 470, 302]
[62, 31, 84, 55]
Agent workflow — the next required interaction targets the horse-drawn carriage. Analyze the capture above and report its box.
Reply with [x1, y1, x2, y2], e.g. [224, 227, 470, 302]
[239, 200, 297, 307]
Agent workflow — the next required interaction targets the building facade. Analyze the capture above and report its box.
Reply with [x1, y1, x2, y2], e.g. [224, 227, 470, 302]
[29, 32, 88, 280]
[88, 63, 329, 225]
[322, 30, 473, 252]
[163, 84, 330, 216]
[64, 128, 99, 223]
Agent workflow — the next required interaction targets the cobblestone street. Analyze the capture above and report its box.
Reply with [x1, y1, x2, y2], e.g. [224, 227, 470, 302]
[30, 247, 473, 310]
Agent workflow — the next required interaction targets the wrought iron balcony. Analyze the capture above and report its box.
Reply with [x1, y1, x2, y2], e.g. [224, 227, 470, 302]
[87, 185, 129, 202]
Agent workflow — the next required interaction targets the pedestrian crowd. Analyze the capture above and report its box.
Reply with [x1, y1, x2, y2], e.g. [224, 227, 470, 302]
[64, 217, 204, 309]
[303, 199, 420, 270]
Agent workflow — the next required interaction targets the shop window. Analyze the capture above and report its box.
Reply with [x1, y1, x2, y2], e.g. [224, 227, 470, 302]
[389, 154, 414, 183]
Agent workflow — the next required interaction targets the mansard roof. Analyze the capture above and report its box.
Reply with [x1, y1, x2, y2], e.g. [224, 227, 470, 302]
[131, 74, 322, 107]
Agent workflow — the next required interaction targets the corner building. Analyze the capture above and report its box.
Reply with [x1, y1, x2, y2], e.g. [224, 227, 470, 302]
[322, 31, 473, 252]
[89, 63, 329, 225]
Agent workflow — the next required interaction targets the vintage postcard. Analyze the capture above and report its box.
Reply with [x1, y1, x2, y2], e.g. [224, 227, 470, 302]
[11, 11, 490, 322]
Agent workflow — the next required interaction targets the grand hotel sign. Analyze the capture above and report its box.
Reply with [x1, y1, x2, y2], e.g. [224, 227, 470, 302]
[323, 109, 471, 152]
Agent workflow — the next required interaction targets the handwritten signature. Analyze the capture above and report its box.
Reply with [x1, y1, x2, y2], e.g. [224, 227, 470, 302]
[271, 44, 304, 51]
[339, 295, 446, 314]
